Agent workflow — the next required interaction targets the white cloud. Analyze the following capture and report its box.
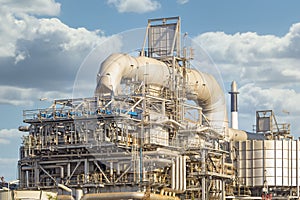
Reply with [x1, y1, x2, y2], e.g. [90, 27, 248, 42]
[195, 31, 284, 65]
[193, 22, 300, 134]
[0, 0, 61, 57]
[0, 0, 105, 60]
[0, 86, 74, 106]
[0, 86, 35, 106]
[14, 51, 28, 64]
[0, 129, 23, 144]
[0, 14, 104, 59]
[0, 0, 61, 16]
[282, 68, 300, 80]
[177, 0, 189, 5]
[0, 0, 110, 107]
[237, 83, 300, 133]
[194, 22, 300, 88]
[239, 83, 300, 112]
[107, 0, 161, 13]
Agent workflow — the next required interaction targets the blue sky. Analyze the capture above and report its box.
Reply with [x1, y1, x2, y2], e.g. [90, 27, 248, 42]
[58, 0, 300, 36]
[1, 0, 300, 181]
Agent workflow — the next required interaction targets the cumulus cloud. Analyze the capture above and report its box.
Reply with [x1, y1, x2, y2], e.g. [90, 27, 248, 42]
[0, 0, 61, 58]
[194, 22, 300, 88]
[0, 129, 23, 144]
[0, 0, 110, 106]
[0, 0, 61, 16]
[107, 0, 161, 13]
[194, 22, 300, 133]
[239, 83, 300, 112]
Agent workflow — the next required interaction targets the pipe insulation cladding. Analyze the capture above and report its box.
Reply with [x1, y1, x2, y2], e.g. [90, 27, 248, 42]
[95, 53, 228, 134]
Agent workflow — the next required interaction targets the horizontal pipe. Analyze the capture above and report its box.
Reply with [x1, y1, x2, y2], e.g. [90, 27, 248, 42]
[143, 148, 179, 157]
[143, 158, 173, 169]
[18, 126, 30, 132]
[82, 192, 179, 200]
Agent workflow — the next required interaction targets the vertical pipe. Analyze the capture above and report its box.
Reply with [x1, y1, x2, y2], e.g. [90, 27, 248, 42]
[67, 163, 71, 177]
[202, 177, 206, 200]
[183, 156, 186, 191]
[263, 140, 266, 189]
[176, 156, 180, 190]
[251, 140, 254, 187]
[26, 171, 29, 188]
[18, 162, 22, 188]
[117, 163, 120, 176]
[143, 167, 146, 182]
[171, 161, 175, 190]
[140, 146, 143, 183]
[288, 140, 290, 188]
[221, 153, 225, 200]
[162, 101, 165, 116]
[201, 151, 206, 200]
[282, 140, 284, 189]
[110, 162, 113, 181]
[180, 156, 183, 191]
[34, 161, 39, 186]
[84, 159, 89, 184]
[135, 159, 140, 183]
[274, 140, 277, 186]
[222, 180, 225, 200]
[297, 140, 299, 198]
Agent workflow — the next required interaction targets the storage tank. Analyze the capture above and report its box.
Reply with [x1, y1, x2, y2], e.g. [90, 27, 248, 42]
[236, 140, 300, 187]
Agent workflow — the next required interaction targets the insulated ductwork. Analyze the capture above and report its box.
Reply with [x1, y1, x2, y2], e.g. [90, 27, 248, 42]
[95, 53, 227, 130]
[186, 68, 227, 128]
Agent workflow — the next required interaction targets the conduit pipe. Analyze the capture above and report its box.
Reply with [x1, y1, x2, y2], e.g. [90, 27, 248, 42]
[179, 156, 183, 191]
[81, 192, 180, 200]
[143, 148, 179, 157]
[171, 161, 176, 190]
[96, 54, 249, 141]
[183, 156, 186, 191]
[95, 53, 167, 96]
[95, 53, 227, 132]
[175, 156, 180, 191]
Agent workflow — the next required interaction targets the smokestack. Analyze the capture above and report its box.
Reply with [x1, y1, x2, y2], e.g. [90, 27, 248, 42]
[229, 81, 239, 129]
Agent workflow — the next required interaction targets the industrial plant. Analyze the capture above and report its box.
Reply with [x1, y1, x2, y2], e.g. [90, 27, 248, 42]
[1, 17, 299, 200]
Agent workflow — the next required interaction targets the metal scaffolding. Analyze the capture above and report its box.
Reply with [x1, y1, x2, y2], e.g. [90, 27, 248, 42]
[18, 17, 233, 200]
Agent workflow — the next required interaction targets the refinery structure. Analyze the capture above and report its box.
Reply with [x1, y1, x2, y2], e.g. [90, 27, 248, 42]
[2, 17, 300, 200]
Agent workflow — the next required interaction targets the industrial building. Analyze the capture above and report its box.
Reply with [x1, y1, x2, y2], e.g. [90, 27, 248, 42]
[7, 17, 300, 200]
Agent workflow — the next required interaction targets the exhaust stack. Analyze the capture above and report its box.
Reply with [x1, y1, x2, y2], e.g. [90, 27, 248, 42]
[229, 81, 239, 129]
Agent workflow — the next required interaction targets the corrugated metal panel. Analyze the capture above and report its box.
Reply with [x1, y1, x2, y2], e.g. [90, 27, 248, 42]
[237, 140, 300, 187]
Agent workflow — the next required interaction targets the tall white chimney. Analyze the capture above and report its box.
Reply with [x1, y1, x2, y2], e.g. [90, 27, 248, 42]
[229, 81, 239, 129]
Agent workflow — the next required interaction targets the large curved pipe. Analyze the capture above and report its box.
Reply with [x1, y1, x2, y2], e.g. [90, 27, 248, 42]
[186, 68, 227, 128]
[95, 53, 227, 130]
[95, 53, 167, 95]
